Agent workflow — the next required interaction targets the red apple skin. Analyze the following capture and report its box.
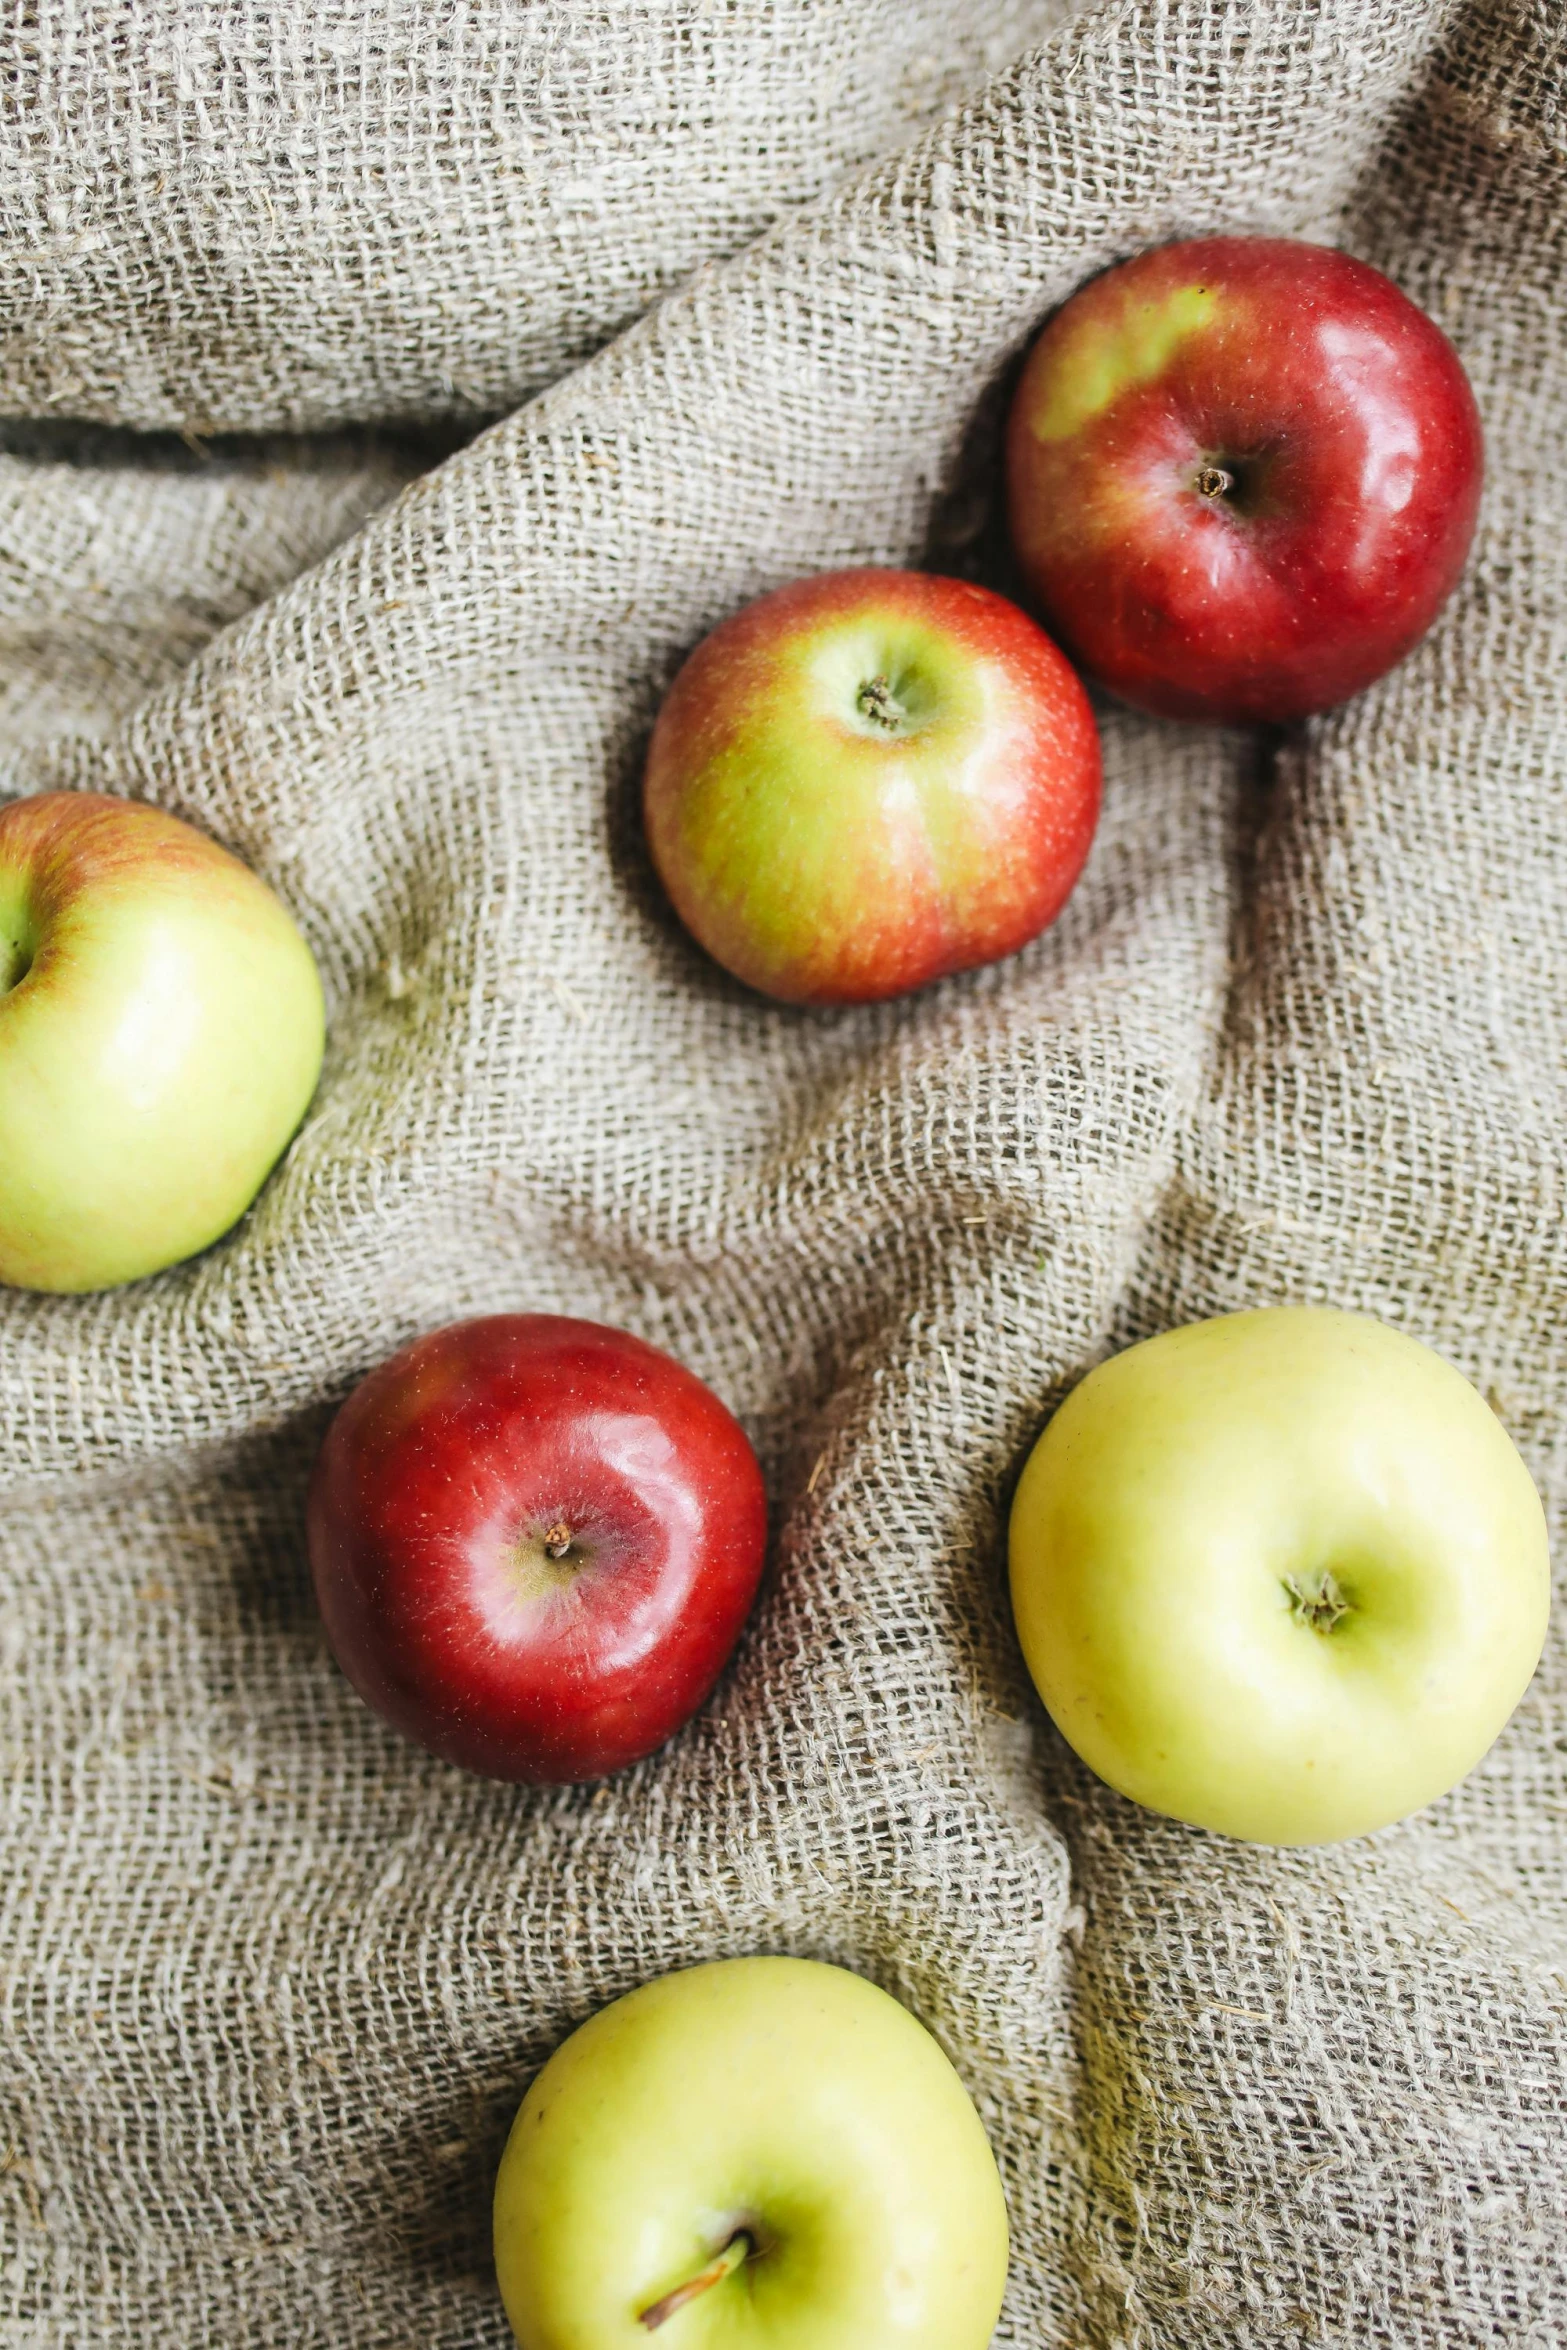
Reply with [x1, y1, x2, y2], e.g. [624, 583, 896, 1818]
[1006, 237, 1484, 724]
[644, 568, 1100, 1006]
[306, 1316, 769, 1784]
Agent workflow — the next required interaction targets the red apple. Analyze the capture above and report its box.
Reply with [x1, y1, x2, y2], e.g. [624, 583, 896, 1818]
[643, 567, 1100, 1005]
[306, 1315, 768, 1783]
[1005, 236, 1483, 724]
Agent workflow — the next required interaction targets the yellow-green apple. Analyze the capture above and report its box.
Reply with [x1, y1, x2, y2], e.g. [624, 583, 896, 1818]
[643, 567, 1100, 1005]
[492, 1956, 1009, 2348]
[1006, 237, 1483, 723]
[1008, 1309, 1549, 1845]
[307, 1315, 768, 1783]
[0, 791, 324, 1292]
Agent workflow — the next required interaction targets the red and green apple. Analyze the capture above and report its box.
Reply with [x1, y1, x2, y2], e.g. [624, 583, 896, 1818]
[0, 790, 324, 1292]
[1006, 236, 1483, 723]
[644, 566, 1100, 1005]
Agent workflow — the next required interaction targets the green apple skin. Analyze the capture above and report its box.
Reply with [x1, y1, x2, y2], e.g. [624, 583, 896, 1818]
[0, 792, 325, 1293]
[1008, 1309, 1551, 1846]
[492, 1956, 1009, 2350]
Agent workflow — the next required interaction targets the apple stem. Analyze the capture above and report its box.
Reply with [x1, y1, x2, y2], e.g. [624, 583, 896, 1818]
[638, 2230, 753, 2331]
[856, 674, 903, 731]
[543, 1521, 574, 1561]
[1195, 463, 1235, 502]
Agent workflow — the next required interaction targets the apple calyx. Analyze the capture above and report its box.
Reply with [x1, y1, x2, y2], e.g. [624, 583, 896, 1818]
[1283, 1568, 1353, 1635]
[637, 2228, 755, 2332]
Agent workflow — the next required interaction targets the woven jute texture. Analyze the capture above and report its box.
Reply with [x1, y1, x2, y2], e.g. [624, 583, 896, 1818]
[2, 0, 1564, 2342]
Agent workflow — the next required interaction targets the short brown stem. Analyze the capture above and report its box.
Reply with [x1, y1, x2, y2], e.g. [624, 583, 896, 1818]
[638, 2231, 753, 2332]
[1195, 463, 1235, 501]
[542, 1521, 573, 1561]
[856, 674, 902, 730]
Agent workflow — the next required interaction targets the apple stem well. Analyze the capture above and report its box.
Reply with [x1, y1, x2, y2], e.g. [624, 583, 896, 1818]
[638, 2230, 755, 2331]
[0, 924, 34, 996]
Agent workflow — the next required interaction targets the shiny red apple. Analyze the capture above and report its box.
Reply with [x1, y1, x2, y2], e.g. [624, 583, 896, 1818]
[1005, 236, 1484, 723]
[306, 1315, 768, 1783]
[644, 567, 1100, 1005]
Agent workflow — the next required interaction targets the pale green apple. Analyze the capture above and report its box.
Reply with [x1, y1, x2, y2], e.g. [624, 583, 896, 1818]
[492, 1956, 1009, 2349]
[1009, 1308, 1551, 1845]
[0, 791, 324, 1292]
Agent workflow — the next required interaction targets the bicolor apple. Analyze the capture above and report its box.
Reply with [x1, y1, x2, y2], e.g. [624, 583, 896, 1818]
[1006, 237, 1483, 723]
[0, 791, 324, 1292]
[644, 567, 1100, 1004]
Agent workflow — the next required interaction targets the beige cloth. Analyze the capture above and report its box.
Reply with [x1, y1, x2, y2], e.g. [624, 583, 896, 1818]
[2, 0, 1564, 2341]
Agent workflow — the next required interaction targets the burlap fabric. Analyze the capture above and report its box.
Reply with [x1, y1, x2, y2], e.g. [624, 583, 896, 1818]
[2, 0, 1563, 2341]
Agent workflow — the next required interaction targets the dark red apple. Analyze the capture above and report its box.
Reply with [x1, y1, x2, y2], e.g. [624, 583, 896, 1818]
[644, 567, 1100, 1005]
[1005, 236, 1484, 724]
[306, 1315, 768, 1783]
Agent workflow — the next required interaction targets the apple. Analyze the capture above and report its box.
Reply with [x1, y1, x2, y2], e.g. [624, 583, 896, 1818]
[0, 790, 324, 1292]
[643, 567, 1100, 1005]
[1008, 1308, 1550, 1845]
[492, 1955, 1010, 2348]
[306, 1314, 768, 1782]
[1005, 236, 1484, 723]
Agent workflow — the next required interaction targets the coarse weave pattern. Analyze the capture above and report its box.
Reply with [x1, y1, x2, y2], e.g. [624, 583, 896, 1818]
[1, 0, 1564, 2344]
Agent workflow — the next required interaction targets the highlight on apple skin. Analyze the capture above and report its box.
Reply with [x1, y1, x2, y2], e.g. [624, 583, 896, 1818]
[1006, 236, 1484, 724]
[0, 790, 325, 1293]
[1008, 1308, 1550, 1846]
[492, 1956, 1011, 2350]
[306, 1314, 769, 1784]
[644, 566, 1101, 1006]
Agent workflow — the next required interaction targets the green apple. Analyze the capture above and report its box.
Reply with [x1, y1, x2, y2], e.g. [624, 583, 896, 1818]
[0, 791, 325, 1292]
[492, 1956, 1009, 2348]
[1008, 1308, 1551, 1845]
